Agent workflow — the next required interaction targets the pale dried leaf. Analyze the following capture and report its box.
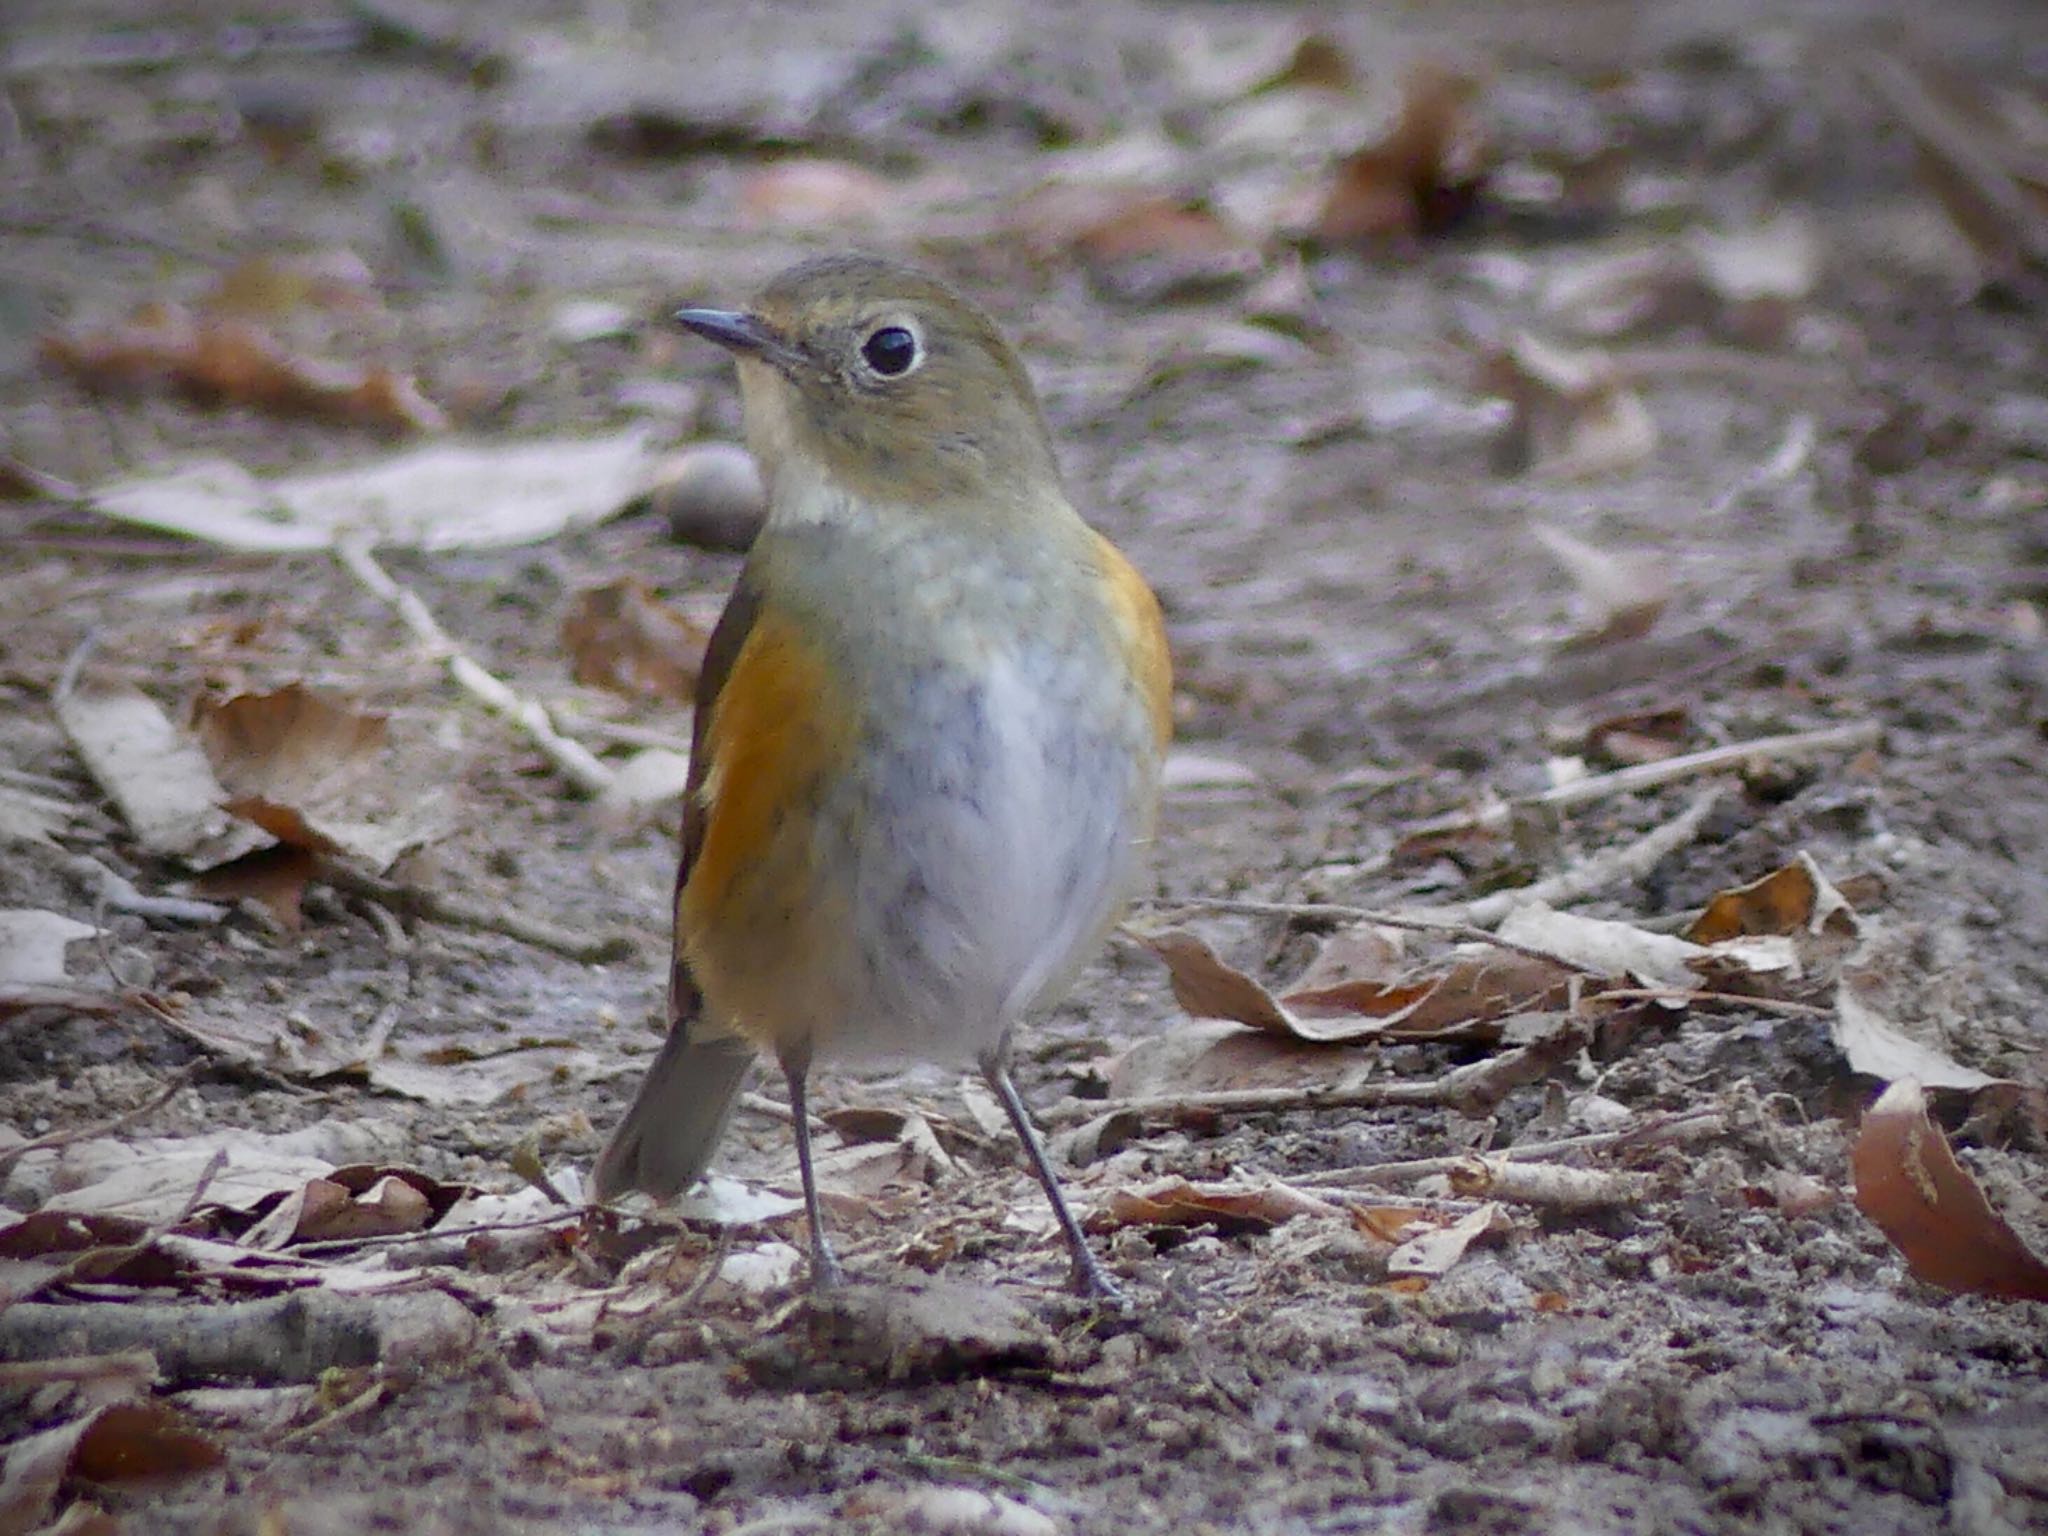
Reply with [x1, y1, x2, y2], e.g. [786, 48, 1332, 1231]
[0, 911, 98, 989]
[1832, 988, 2005, 1091]
[54, 684, 267, 869]
[1530, 522, 1671, 644]
[1386, 1201, 1501, 1278]
[89, 432, 658, 553]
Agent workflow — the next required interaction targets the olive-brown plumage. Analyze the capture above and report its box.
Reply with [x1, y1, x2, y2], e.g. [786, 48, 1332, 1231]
[593, 255, 1170, 1296]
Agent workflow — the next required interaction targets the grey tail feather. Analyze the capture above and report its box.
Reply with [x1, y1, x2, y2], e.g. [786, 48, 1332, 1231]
[591, 1028, 757, 1202]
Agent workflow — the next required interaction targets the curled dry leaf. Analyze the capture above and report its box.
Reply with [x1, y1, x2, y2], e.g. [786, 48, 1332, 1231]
[192, 684, 432, 877]
[1584, 708, 1689, 766]
[0, 1401, 221, 1533]
[1530, 522, 1671, 647]
[1135, 926, 1572, 1045]
[561, 578, 709, 703]
[1096, 1177, 1346, 1233]
[41, 303, 447, 434]
[1852, 1079, 2048, 1301]
[1313, 63, 1490, 245]
[1685, 853, 1860, 945]
[1480, 332, 1657, 479]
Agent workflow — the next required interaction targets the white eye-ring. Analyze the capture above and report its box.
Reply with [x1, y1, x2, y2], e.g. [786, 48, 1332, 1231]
[859, 319, 922, 378]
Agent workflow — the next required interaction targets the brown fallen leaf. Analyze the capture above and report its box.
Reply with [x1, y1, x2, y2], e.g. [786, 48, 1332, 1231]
[1480, 332, 1657, 479]
[205, 251, 380, 318]
[191, 845, 319, 930]
[192, 685, 429, 874]
[1685, 853, 1860, 945]
[42, 303, 447, 435]
[1135, 927, 1573, 1044]
[1096, 1177, 1346, 1233]
[0, 1401, 220, 1533]
[1851, 1079, 2048, 1301]
[560, 578, 709, 703]
[1313, 63, 1489, 245]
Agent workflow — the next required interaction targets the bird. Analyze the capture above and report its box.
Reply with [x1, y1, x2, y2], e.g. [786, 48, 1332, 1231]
[591, 253, 1171, 1298]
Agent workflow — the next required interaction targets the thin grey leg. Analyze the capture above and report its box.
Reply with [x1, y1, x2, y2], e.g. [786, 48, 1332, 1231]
[979, 1048, 1121, 1300]
[781, 1047, 844, 1289]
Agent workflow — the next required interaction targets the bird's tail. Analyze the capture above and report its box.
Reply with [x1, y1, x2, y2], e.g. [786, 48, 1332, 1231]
[591, 1027, 757, 1202]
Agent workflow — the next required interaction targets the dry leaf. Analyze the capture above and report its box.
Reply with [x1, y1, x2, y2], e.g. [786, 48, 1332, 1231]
[1313, 64, 1489, 245]
[1831, 987, 2006, 1092]
[191, 685, 429, 874]
[54, 683, 268, 870]
[206, 251, 380, 318]
[1685, 854, 1860, 945]
[0, 911, 98, 989]
[1385, 1202, 1500, 1279]
[42, 304, 446, 434]
[88, 431, 658, 553]
[192, 845, 320, 929]
[1851, 1079, 2048, 1301]
[1136, 927, 1572, 1044]
[1688, 215, 1822, 346]
[1531, 522, 1671, 646]
[1097, 1177, 1345, 1233]
[561, 578, 709, 703]
[0, 1401, 220, 1532]
[1481, 333, 1656, 479]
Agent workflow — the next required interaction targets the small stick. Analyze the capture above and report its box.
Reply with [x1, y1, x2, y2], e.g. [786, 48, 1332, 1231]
[1041, 1035, 1574, 1129]
[66, 854, 228, 925]
[317, 860, 634, 963]
[1447, 1156, 1652, 1211]
[0, 1068, 194, 1178]
[1457, 787, 1723, 927]
[1296, 1107, 1727, 1189]
[334, 539, 614, 795]
[1402, 720, 1882, 840]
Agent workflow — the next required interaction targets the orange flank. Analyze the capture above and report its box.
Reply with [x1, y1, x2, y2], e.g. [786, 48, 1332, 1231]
[1093, 531, 1173, 751]
[680, 607, 855, 977]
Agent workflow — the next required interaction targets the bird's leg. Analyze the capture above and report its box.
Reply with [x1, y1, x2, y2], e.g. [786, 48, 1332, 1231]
[780, 1043, 844, 1289]
[979, 1046, 1122, 1301]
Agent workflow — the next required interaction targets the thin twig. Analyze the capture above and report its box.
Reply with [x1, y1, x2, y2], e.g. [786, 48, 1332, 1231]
[66, 854, 228, 925]
[0, 1068, 195, 1178]
[334, 538, 614, 795]
[292, 1210, 584, 1258]
[1043, 1034, 1577, 1128]
[318, 860, 634, 963]
[1403, 719, 1882, 841]
[1294, 1107, 1727, 1189]
[1457, 787, 1723, 927]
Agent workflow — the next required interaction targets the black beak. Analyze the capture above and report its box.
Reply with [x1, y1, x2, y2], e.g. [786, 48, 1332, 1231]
[673, 308, 797, 367]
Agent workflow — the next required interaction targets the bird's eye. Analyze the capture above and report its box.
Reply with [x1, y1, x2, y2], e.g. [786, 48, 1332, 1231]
[860, 325, 919, 377]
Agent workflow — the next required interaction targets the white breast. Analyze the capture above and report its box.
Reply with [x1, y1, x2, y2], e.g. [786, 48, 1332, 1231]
[822, 646, 1146, 1064]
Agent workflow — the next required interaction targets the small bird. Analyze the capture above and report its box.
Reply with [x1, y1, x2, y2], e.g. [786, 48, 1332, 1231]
[592, 254, 1171, 1297]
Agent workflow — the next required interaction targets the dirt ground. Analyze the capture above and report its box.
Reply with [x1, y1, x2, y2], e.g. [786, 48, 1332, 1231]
[4, 1, 2048, 1532]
